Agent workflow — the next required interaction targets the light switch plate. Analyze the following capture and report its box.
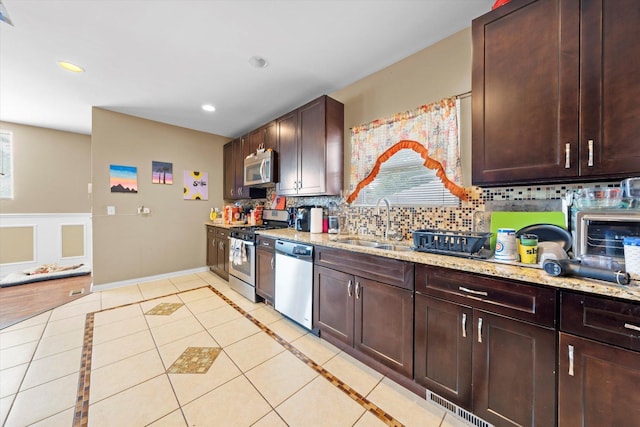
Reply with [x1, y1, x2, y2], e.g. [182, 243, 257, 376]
[107, 206, 115, 215]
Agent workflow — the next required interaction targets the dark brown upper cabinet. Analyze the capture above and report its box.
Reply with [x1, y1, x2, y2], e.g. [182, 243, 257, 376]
[472, 0, 640, 186]
[276, 95, 344, 196]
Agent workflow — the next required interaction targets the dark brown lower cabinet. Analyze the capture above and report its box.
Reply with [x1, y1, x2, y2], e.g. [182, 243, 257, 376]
[558, 291, 640, 426]
[256, 236, 276, 303]
[414, 265, 557, 427]
[207, 226, 229, 280]
[314, 264, 414, 377]
[558, 333, 640, 427]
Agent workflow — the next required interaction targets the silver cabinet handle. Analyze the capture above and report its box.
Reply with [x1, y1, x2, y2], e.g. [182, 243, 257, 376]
[568, 344, 574, 376]
[587, 139, 594, 167]
[477, 317, 483, 343]
[270, 255, 274, 270]
[565, 143, 571, 169]
[459, 286, 488, 297]
[462, 313, 467, 338]
[355, 281, 361, 299]
[624, 323, 640, 332]
[347, 280, 353, 297]
[230, 188, 234, 196]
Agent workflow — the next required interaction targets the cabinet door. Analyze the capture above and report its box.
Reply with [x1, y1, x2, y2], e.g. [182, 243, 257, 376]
[558, 332, 640, 427]
[276, 110, 299, 195]
[206, 227, 217, 268]
[216, 237, 228, 276]
[313, 265, 354, 347]
[262, 121, 277, 152]
[297, 97, 326, 195]
[473, 310, 556, 427]
[256, 248, 275, 303]
[354, 277, 414, 378]
[579, 0, 640, 178]
[223, 141, 235, 200]
[414, 294, 472, 408]
[233, 136, 250, 199]
[472, 0, 580, 186]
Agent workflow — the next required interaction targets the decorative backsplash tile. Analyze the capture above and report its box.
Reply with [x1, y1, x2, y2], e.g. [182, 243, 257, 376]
[273, 181, 620, 239]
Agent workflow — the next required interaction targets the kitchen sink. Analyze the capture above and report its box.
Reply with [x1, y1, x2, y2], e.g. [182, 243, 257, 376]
[334, 239, 413, 252]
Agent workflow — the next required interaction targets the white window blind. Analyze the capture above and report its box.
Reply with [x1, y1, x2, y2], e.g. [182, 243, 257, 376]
[0, 130, 13, 199]
[352, 148, 459, 207]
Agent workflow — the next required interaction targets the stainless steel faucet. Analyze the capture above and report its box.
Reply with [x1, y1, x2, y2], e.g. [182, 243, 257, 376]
[375, 197, 391, 240]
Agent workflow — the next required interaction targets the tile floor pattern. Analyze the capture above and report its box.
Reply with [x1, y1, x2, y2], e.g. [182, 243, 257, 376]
[0, 271, 478, 427]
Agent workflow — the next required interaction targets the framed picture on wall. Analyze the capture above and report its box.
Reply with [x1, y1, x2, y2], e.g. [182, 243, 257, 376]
[183, 171, 208, 200]
[152, 161, 173, 184]
[110, 164, 138, 193]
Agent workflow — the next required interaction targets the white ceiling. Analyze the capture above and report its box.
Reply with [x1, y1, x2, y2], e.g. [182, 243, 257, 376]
[0, 0, 492, 137]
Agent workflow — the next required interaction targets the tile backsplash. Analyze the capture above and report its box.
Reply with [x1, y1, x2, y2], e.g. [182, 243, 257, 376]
[276, 181, 620, 240]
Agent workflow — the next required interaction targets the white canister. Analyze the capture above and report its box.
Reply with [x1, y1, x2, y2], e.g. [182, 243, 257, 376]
[495, 228, 517, 261]
[623, 236, 640, 282]
[310, 207, 323, 234]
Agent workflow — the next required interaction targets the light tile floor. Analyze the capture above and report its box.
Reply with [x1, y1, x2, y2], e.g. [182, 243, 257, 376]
[0, 271, 477, 427]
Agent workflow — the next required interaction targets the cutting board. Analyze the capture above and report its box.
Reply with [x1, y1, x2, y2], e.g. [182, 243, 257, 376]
[490, 211, 566, 250]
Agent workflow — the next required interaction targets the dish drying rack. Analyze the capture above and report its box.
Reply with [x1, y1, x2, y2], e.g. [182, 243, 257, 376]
[412, 229, 493, 259]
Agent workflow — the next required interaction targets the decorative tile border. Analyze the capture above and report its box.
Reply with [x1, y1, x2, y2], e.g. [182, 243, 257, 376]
[144, 302, 184, 316]
[71, 284, 405, 427]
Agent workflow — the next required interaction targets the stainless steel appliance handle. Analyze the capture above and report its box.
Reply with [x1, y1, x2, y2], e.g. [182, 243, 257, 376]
[259, 159, 266, 181]
[462, 313, 467, 338]
[624, 323, 640, 332]
[229, 237, 255, 246]
[459, 286, 488, 297]
[568, 345, 574, 376]
[477, 317, 483, 343]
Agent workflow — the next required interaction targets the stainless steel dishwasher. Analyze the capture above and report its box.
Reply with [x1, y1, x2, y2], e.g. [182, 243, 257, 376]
[274, 240, 314, 330]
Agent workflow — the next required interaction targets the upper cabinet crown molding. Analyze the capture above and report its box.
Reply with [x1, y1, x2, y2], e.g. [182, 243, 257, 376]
[472, 0, 640, 186]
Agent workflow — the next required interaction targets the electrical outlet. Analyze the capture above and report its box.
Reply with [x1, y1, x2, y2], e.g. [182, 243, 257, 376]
[107, 206, 115, 216]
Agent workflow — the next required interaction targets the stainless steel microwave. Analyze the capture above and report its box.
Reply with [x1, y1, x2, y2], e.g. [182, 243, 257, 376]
[572, 209, 640, 267]
[244, 150, 276, 187]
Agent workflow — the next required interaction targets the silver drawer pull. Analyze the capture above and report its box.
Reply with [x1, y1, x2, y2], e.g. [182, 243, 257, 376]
[587, 139, 594, 167]
[624, 323, 640, 332]
[355, 282, 361, 299]
[347, 280, 353, 297]
[477, 317, 483, 343]
[462, 313, 467, 338]
[568, 345, 574, 376]
[459, 286, 488, 297]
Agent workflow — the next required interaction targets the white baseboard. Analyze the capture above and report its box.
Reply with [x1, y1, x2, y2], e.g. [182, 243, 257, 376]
[91, 266, 210, 292]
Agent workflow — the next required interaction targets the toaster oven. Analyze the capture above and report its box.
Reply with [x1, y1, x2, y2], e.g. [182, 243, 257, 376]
[572, 209, 640, 267]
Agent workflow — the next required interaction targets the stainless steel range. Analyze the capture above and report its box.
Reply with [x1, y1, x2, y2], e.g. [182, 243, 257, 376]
[228, 209, 289, 302]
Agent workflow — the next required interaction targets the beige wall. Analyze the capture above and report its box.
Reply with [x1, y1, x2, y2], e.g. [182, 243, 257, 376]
[331, 27, 473, 188]
[0, 121, 91, 213]
[91, 108, 227, 285]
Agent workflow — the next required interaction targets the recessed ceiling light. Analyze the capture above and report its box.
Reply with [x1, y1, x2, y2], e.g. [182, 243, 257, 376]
[202, 104, 216, 112]
[58, 61, 85, 73]
[248, 56, 268, 69]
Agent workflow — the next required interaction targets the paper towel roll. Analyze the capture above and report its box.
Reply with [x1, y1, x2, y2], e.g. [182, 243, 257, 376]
[310, 207, 323, 234]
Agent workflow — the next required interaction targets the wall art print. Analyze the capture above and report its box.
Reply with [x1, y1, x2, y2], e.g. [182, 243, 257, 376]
[110, 164, 138, 193]
[152, 161, 173, 184]
[183, 170, 208, 200]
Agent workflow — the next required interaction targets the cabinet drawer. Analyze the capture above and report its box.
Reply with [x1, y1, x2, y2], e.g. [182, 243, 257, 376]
[561, 291, 640, 352]
[257, 236, 275, 251]
[416, 265, 556, 328]
[215, 228, 229, 239]
[315, 246, 414, 291]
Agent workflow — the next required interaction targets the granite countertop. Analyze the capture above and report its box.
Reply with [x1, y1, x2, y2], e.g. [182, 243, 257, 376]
[204, 222, 238, 229]
[256, 228, 640, 303]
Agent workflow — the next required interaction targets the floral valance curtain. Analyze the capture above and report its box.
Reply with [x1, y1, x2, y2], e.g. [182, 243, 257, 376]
[348, 97, 464, 202]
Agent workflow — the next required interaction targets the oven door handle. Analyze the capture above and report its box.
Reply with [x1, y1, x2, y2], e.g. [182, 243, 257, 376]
[228, 237, 255, 246]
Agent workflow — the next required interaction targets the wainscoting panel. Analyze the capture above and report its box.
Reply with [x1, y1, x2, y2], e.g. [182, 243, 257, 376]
[0, 213, 92, 279]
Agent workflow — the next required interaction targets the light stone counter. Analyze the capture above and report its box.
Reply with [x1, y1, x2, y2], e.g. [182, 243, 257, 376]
[257, 228, 640, 303]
